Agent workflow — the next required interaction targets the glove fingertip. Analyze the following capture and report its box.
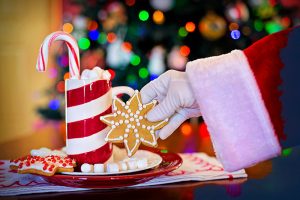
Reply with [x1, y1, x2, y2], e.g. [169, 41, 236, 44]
[145, 110, 159, 122]
[158, 128, 172, 140]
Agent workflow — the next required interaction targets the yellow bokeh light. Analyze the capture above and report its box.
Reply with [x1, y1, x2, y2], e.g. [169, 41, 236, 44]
[63, 23, 74, 33]
[153, 10, 165, 25]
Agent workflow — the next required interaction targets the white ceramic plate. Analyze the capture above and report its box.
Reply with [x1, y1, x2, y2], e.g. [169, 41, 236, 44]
[61, 148, 162, 176]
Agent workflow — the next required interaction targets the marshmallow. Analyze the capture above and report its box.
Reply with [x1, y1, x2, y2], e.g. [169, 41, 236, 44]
[137, 158, 148, 169]
[93, 66, 104, 78]
[81, 163, 94, 173]
[118, 161, 128, 171]
[127, 160, 138, 170]
[88, 70, 99, 80]
[94, 164, 105, 173]
[106, 163, 119, 173]
[81, 69, 90, 79]
[102, 70, 111, 80]
[80, 67, 111, 80]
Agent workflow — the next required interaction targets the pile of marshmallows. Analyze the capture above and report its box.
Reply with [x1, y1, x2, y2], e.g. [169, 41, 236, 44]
[81, 158, 148, 173]
[81, 67, 111, 80]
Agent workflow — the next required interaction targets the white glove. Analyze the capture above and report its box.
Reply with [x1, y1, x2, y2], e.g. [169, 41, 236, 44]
[140, 70, 201, 139]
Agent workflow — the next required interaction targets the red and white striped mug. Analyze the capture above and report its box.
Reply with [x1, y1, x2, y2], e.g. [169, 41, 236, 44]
[65, 79, 134, 165]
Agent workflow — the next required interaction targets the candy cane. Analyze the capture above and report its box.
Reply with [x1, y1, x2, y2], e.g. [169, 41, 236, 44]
[36, 31, 80, 79]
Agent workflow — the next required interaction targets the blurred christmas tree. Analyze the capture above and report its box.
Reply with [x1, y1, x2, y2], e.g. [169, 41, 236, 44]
[37, 0, 299, 121]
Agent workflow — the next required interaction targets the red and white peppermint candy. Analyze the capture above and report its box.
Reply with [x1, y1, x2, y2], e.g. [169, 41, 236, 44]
[36, 31, 80, 79]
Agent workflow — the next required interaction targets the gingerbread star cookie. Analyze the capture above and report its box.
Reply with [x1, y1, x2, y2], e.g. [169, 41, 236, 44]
[100, 90, 168, 157]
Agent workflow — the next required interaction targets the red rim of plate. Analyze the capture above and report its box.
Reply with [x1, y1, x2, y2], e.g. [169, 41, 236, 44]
[41, 147, 182, 188]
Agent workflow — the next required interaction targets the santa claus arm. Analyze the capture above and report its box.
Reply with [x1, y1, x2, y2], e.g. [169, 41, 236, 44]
[186, 26, 300, 171]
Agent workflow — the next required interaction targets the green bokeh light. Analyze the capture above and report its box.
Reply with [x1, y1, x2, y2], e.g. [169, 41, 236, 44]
[126, 74, 137, 84]
[178, 27, 188, 37]
[138, 68, 149, 79]
[265, 21, 283, 34]
[78, 38, 90, 50]
[98, 33, 107, 44]
[254, 20, 264, 32]
[160, 149, 168, 153]
[139, 10, 149, 21]
[130, 55, 141, 66]
[282, 148, 292, 157]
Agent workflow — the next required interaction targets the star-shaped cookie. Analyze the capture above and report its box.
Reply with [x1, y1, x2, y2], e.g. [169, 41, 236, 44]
[100, 90, 168, 156]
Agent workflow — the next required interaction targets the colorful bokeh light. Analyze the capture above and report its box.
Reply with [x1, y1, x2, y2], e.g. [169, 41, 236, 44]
[63, 23, 73, 33]
[78, 38, 90, 50]
[130, 55, 141, 66]
[185, 22, 196, 32]
[265, 21, 283, 34]
[88, 20, 98, 31]
[180, 122, 192, 136]
[180, 45, 190, 57]
[58, 55, 68, 67]
[64, 72, 70, 80]
[229, 22, 239, 31]
[150, 74, 159, 81]
[254, 20, 264, 32]
[48, 99, 60, 110]
[48, 68, 58, 79]
[199, 122, 210, 138]
[230, 30, 241, 39]
[125, 0, 135, 6]
[153, 10, 165, 24]
[107, 32, 117, 43]
[122, 42, 133, 52]
[139, 68, 149, 79]
[282, 148, 292, 156]
[56, 81, 65, 93]
[139, 10, 149, 21]
[178, 27, 188, 37]
[98, 32, 107, 44]
[89, 30, 100, 41]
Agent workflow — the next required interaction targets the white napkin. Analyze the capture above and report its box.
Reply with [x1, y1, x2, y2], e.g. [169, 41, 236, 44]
[0, 153, 247, 196]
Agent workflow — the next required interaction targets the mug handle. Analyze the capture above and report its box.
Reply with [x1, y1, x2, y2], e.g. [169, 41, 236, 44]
[111, 86, 135, 98]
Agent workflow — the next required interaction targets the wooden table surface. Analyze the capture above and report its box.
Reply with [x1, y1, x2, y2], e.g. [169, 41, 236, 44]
[1, 124, 298, 200]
